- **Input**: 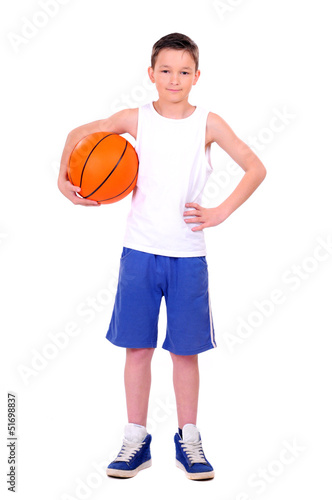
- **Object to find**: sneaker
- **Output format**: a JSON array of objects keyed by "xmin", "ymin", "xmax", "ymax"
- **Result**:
[
  {"xmin": 106, "ymin": 424, "xmax": 152, "ymax": 478},
  {"xmin": 174, "ymin": 424, "xmax": 214, "ymax": 480}
]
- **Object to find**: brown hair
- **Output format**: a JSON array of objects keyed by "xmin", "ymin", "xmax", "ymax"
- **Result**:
[{"xmin": 151, "ymin": 33, "xmax": 199, "ymax": 71}]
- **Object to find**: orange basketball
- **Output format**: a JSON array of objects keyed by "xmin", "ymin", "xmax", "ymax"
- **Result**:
[{"xmin": 68, "ymin": 132, "xmax": 139, "ymax": 204}]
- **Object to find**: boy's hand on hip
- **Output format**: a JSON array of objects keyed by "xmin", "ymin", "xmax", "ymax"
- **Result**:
[{"xmin": 183, "ymin": 203, "xmax": 228, "ymax": 231}]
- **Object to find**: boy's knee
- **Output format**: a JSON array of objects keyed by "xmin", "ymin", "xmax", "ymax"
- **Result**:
[
  {"xmin": 126, "ymin": 347, "xmax": 155, "ymax": 362},
  {"xmin": 170, "ymin": 352, "xmax": 198, "ymax": 363}
]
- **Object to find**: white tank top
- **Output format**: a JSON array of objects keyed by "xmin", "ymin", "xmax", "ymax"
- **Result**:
[{"xmin": 123, "ymin": 101, "xmax": 213, "ymax": 257}]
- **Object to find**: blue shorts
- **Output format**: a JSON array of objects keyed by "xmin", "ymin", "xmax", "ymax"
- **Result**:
[{"xmin": 106, "ymin": 247, "xmax": 217, "ymax": 355}]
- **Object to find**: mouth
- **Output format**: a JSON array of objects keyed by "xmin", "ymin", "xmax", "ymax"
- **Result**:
[{"xmin": 167, "ymin": 89, "xmax": 181, "ymax": 92}]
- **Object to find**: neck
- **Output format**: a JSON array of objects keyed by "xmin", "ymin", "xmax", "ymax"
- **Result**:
[{"xmin": 153, "ymin": 99, "xmax": 196, "ymax": 119}]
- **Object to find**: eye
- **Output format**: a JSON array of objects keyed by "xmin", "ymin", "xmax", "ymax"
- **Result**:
[
  {"xmin": 162, "ymin": 70, "xmax": 169, "ymax": 73},
  {"xmin": 181, "ymin": 72, "xmax": 189, "ymax": 75}
]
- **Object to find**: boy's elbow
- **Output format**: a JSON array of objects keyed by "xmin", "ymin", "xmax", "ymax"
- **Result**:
[
  {"xmin": 249, "ymin": 162, "xmax": 266, "ymax": 188},
  {"xmin": 260, "ymin": 164, "xmax": 267, "ymax": 180},
  {"xmin": 246, "ymin": 147, "xmax": 266, "ymax": 182},
  {"xmin": 255, "ymin": 161, "xmax": 267, "ymax": 183},
  {"xmin": 67, "ymin": 127, "xmax": 79, "ymax": 143}
]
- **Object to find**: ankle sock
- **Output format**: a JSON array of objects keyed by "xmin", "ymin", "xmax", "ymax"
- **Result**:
[
  {"xmin": 124, "ymin": 423, "xmax": 148, "ymax": 442},
  {"xmin": 182, "ymin": 423, "xmax": 199, "ymax": 443},
  {"xmin": 178, "ymin": 428, "xmax": 183, "ymax": 438}
]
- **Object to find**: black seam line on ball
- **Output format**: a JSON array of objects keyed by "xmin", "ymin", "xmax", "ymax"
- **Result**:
[
  {"xmin": 83, "ymin": 140, "xmax": 128, "ymax": 199},
  {"xmin": 98, "ymin": 167, "xmax": 138, "ymax": 202},
  {"xmin": 79, "ymin": 133, "xmax": 114, "ymax": 188}
]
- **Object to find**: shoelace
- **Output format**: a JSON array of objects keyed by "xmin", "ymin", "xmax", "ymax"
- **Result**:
[
  {"xmin": 114, "ymin": 438, "xmax": 145, "ymax": 463},
  {"xmin": 180, "ymin": 439, "xmax": 207, "ymax": 464}
]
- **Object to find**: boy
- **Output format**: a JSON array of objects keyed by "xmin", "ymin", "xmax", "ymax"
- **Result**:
[{"xmin": 58, "ymin": 33, "xmax": 266, "ymax": 480}]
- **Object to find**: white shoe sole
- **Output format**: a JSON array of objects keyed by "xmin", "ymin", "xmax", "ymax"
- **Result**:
[
  {"xmin": 106, "ymin": 460, "xmax": 152, "ymax": 477},
  {"xmin": 176, "ymin": 460, "xmax": 215, "ymax": 480},
  {"xmin": 107, "ymin": 459, "xmax": 152, "ymax": 478}
]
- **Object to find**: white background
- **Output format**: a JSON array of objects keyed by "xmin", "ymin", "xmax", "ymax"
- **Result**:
[{"xmin": 1, "ymin": 0, "xmax": 331, "ymax": 499}]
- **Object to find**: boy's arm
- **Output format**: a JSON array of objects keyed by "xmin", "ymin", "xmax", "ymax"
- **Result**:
[
  {"xmin": 58, "ymin": 108, "xmax": 138, "ymax": 205},
  {"xmin": 184, "ymin": 112, "xmax": 267, "ymax": 230}
]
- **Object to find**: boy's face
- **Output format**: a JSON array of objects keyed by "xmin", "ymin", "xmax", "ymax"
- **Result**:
[{"xmin": 148, "ymin": 49, "xmax": 200, "ymax": 103}]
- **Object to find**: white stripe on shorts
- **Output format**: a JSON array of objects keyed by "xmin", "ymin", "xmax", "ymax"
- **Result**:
[{"xmin": 208, "ymin": 287, "xmax": 217, "ymax": 348}]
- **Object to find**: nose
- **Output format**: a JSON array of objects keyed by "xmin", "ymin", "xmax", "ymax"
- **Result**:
[{"xmin": 170, "ymin": 72, "xmax": 180, "ymax": 85}]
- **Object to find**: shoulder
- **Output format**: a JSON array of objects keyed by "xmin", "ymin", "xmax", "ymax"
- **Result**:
[
  {"xmin": 104, "ymin": 107, "xmax": 139, "ymax": 139},
  {"xmin": 115, "ymin": 107, "xmax": 139, "ymax": 126},
  {"xmin": 206, "ymin": 111, "xmax": 229, "ymax": 134},
  {"xmin": 205, "ymin": 111, "xmax": 239, "ymax": 147}
]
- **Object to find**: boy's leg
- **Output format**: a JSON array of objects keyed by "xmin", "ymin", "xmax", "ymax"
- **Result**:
[
  {"xmin": 124, "ymin": 347, "xmax": 155, "ymax": 427},
  {"xmin": 170, "ymin": 352, "xmax": 199, "ymax": 428},
  {"xmin": 170, "ymin": 352, "xmax": 214, "ymax": 480},
  {"xmin": 106, "ymin": 347, "xmax": 154, "ymax": 478}
]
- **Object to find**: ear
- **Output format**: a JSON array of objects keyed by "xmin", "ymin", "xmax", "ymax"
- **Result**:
[
  {"xmin": 193, "ymin": 69, "xmax": 201, "ymax": 86},
  {"xmin": 148, "ymin": 66, "xmax": 155, "ymax": 83}
]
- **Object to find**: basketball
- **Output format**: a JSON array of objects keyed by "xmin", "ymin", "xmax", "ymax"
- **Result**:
[{"xmin": 67, "ymin": 132, "xmax": 139, "ymax": 204}]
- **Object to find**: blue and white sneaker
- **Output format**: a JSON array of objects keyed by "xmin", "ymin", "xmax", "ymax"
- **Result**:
[
  {"xmin": 174, "ymin": 424, "xmax": 214, "ymax": 480},
  {"xmin": 107, "ymin": 424, "xmax": 152, "ymax": 478}
]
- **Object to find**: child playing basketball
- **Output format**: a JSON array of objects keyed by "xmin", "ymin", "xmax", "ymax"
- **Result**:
[{"xmin": 58, "ymin": 33, "xmax": 266, "ymax": 480}]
